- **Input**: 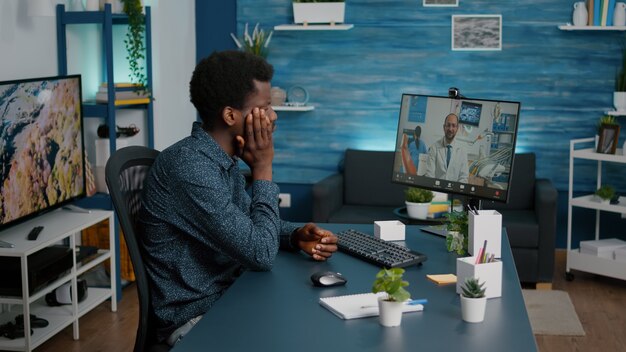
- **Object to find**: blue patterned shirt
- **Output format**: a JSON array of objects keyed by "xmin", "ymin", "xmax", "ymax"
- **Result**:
[{"xmin": 138, "ymin": 122, "xmax": 299, "ymax": 341}]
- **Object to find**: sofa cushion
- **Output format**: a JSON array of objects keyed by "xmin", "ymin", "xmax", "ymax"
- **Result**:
[
  {"xmin": 327, "ymin": 205, "xmax": 400, "ymax": 224},
  {"xmin": 343, "ymin": 149, "xmax": 406, "ymax": 207},
  {"xmin": 499, "ymin": 210, "xmax": 539, "ymax": 248}
]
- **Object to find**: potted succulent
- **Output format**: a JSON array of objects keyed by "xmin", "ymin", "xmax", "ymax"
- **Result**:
[
  {"xmin": 372, "ymin": 268, "xmax": 411, "ymax": 327},
  {"xmin": 230, "ymin": 23, "xmax": 274, "ymax": 59},
  {"xmin": 615, "ymin": 43, "xmax": 626, "ymax": 111},
  {"xmin": 460, "ymin": 277, "xmax": 487, "ymax": 323},
  {"xmin": 292, "ymin": 0, "xmax": 346, "ymax": 25},
  {"xmin": 405, "ymin": 187, "xmax": 434, "ymax": 219},
  {"xmin": 594, "ymin": 185, "xmax": 616, "ymax": 203},
  {"xmin": 445, "ymin": 211, "xmax": 468, "ymax": 256}
]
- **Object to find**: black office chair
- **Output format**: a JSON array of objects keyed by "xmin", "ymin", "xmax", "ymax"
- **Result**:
[{"xmin": 105, "ymin": 146, "xmax": 169, "ymax": 352}]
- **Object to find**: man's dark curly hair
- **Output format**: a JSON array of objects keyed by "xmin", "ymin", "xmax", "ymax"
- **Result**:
[{"xmin": 190, "ymin": 50, "xmax": 274, "ymax": 130}]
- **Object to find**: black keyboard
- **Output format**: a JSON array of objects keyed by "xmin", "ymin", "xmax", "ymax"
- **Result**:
[{"xmin": 336, "ymin": 229, "xmax": 427, "ymax": 268}]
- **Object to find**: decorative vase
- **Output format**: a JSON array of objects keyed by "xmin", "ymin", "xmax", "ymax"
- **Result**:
[
  {"xmin": 378, "ymin": 298, "xmax": 404, "ymax": 327},
  {"xmin": 613, "ymin": 92, "xmax": 626, "ymax": 111},
  {"xmin": 270, "ymin": 87, "xmax": 287, "ymax": 106},
  {"xmin": 460, "ymin": 295, "xmax": 487, "ymax": 323},
  {"xmin": 292, "ymin": 2, "xmax": 346, "ymax": 25},
  {"xmin": 405, "ymin": 201, "xmax": 429, "ymax": 219},
  {"xmin": 615, "ymin": 2, "xmax": 626, "ymax": 26},
  {"xmin": 572, "ymin": 2, "xmax": 588, "ymax": 26}
]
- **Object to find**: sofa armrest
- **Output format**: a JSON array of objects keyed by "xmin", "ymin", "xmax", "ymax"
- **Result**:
[
  {"xmin": 312, "ymin": 173, "xmax": 344, "ymax": 223},
  {"xmin": 534, "ymin": 178, "xmax": 558, "ymax": 282}
]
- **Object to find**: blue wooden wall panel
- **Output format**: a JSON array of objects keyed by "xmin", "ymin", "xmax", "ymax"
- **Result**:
[{"xmin": 237, "ymin": 0, "xmax": 626, "ymax": 191}]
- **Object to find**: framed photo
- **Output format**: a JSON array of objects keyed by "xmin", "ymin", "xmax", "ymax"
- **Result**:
[
  {"xmin": 597, "ymin": 125, "xmax": 620, "ymax": 154},
  {"xmin": 452, "ymin": 15, "xmax": 502, "ymax": 51},
  {"xmin": 424, "ymin": 0, "xmax": 459, "ymax": 7}
]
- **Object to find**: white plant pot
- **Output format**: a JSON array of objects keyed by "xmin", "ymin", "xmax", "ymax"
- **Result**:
[
  {"xmin": 405, "ymin": 201, "xmax": 430, "ymax": 219},
  {"xmin": 378, "ymin": 298, "xmax": 404, "ymax": 327},
  {"xmin": 460, "ymin": 295, "xmax": 487, "ymax": 323},
  {"xmin": 292, "ymin": 2, "xmax": 346, "ymax": 24},
  {"xmin": 614, "ymin": 91, "xmax": 626, "ymax": 112},
  {"xmin": 593, "ymin": 194, "xmax": 610, "ymax": 204}
]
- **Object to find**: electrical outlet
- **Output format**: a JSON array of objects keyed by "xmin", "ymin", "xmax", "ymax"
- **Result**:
[{"xmin": 279, "ymin": 193, "xmax": 291, "ymax": 208}]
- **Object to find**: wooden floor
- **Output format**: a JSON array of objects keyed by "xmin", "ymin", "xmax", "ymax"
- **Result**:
[{"xmin": 38, "ymin": 250, "xmax": 626, "ymax": 352}]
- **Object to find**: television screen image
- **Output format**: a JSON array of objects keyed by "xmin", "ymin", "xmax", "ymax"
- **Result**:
[
  {"xmin": 392, "ymin": 94, "xmax": 520, "ymax": 204},
  {"xmin": 0, "ymin": 75, "xmax": 85, "ymax": 230}
]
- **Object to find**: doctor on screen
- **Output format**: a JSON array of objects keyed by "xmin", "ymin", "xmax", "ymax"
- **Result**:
[{"xmin": 424, "ymin": 113, "xmax": 469, "ymax": 183}]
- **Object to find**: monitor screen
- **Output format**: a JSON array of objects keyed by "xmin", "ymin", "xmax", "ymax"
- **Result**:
[
  {"xmin": 391, "ymin": 93, "xmax": 521, "ymax": 203},
  {"xmin": 0, "ymin": 75, "xmax": 85, "ymax": 230}
]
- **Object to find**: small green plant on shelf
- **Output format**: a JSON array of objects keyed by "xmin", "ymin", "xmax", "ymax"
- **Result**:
[
  {"xmin": 596, "ymin": 115, "xmax": 619, "ymax": 134},
  {"xmin": 595, "ymin": 185, "xmax": 616, "ymax": 201},
  {"xmin": 445, "ymin": 211, "xmax": 468, "ymax": 256},
  {"xmin": 293, "ymin": 0, "xmax": 345, "ymax": 3},
  {"xmin": 230, "ymin": 23, "xmax": 273, "ymax": 59},
  {"xmin": 405, "ymin": 187, "xmax": 434, "ymax": 203},
  {"xmin": 372, "ymin": 268, "xmax": 411, "ymax": 302},
  {"xmin": 461, "ymin": 277, "xmax": 486, "ymax": 299},
  {"xmin": 121, "ymin": 0, "xmax": 149, "ymax": 96}
]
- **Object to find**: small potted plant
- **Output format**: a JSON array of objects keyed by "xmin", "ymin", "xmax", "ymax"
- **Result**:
[
  {"xmin": 594, "ymin": 185, "xmax": 616, "ymax": 203},
  {"xmin": 292, "ymin": 0, "xmax": 346, "ymax": 25},
  {"xmin": 460, "ymin": 277, "xmax": 487, "ymax": 323},
  {"xmin": 445, "ymin": 211, "xmax": 468, "ymax": 256},
  {"xmin": 405, "ymin": 187, "xmax": 434, "ymax": 219},
  {"xmin": 372, "ymin": 268, "xmax": 411, "ymax": 327},
  {"xmin": 230, "ymin": 23, "xmax": 274, "ymax": 59}
]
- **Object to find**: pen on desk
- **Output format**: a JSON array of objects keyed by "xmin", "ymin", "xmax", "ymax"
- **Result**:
[
  {"xmin": 360, "ymin": 299, "xmax": 428, "ymax": 309},
  {"xmin": 0, "ymin": 240, "xmax": 15, "ymax": 248}
]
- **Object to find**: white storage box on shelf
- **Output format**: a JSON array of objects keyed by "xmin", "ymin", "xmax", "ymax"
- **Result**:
[
  {"xmin": 579, "ymin": 238, "xmax": 626, "ymax": 259},
  {"xmin": 614, "ymin": 247, "xmax": 626, "ymax": 262}
]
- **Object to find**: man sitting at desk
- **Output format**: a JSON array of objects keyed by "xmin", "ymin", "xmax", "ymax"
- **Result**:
[{"xmin": 138, "ymin": 51, "xmax": 338, "ymax": 347}]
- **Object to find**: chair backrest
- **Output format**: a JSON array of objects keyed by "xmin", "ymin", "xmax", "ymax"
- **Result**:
[
  {"xmin": 342, "ymin": 149, "xmax": 407, "ymax": 206},
  {"xmin": 490, "ymin": 153, "xmax": 536, "ymax": 210},
  {"xmin": 105, "ymin": 145, "xmax": 160, "ymax": 352}
]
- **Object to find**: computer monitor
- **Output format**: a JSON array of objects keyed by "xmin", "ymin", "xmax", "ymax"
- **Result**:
[
  {"xmin": 0, "ymin": 75, "xmax": 86, "ymax": 231},
  {"xmin": 391, "ymin": 93, "xmax": 521, "ymax": 204}
]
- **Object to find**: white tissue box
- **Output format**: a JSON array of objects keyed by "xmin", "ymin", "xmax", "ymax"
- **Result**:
[{"xmin": 374, "ymin": 220, "xmax": 405, "ymax": 241}]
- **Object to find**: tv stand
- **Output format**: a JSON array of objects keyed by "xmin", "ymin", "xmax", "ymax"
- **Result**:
[
  {"xmin": 62, "ymin": 204, "xmax": 92, "ymax": 214},
  {"xmin": 0, "ymin": 209, "xmax": 116, "ymax": 351}
]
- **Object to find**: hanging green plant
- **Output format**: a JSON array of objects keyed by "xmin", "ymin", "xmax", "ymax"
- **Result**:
[{"xmin": 121, "ymin": 0, "xmax": 149, "ymax": 96}]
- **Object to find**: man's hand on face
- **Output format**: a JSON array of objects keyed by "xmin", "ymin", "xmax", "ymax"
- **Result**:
[{"xmin": 237, "ymin": 107, "xmax": 274, "ymax": 181}]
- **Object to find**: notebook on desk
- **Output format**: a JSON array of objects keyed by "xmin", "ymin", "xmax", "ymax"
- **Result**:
[{"xmin": 319, "ymin": 292, "xmax": 423, "ymax": 320}]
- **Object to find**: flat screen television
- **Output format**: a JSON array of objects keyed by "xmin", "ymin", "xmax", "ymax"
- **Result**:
[
  {"xmin": 391, "ymin": 93, "xmax": 521, "ymax": 204},
  {"xmin": 0, "ymin": 75, "xmax": 85, "ymax": 231}
]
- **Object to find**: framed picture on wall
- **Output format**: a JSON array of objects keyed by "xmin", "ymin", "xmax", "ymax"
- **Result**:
[
  {"xmin": 424, "ymin": 0, "xmax": 459, "ymax": 7},
  {"xmin": 597, "ymin": 125, "xmax": 620, "ymax": 154},
  {"xmin": 452, "ymin": 15, "xmax": 502, "ymax": 51}
]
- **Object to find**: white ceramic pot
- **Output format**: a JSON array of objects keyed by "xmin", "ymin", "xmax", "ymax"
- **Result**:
[
  {"xmin": 378, "ymin": 298, "xmax": 404, "ymax": 327},
  {"xmin": 614, "ymin": 92, "xmax": 626, "ymax": 111},
  {"xmin": 460, "ymin": 295, "xmax": 487, "ymax": 323},
  {"xmin": 406, "ymin": 201, "xmax": 429, "ymax": 219},
  {"xmin": 292, "ymin": 2, "xmax": 346, "ymax": 24},
  {"xmin": 572, "ymin": 2, "xmax": 588, "ymax": 26},
  {"xmin": 614, "ymin": 2, "xmax": 626, "ymax": 26}
]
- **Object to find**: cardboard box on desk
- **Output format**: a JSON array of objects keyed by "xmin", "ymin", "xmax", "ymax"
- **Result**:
[
  {"xmin": 456, "ymin": 257, "xmax": 502, "ymax": 299},
  {"xmin": 468, "ymin": 210, "xmax": 502, "ymax": 258}
]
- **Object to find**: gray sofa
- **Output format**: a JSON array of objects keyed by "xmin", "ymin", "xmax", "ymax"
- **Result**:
[{"xmin": 313, "ymin": 150, "xmax": 557, "ymax": 286}]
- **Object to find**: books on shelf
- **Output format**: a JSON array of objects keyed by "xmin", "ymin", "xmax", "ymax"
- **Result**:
[
  {"xmin": 579, "ymin": 238, "xmax": 626, "ymax": 259},
  {"xmin": 96, "ymin": 82, "xmax": 150, "ymax": 104}
]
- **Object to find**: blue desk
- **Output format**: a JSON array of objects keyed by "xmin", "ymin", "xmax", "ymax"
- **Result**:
[{"xmin": 174, "ymin": 224, "xmax": 536, "ymax": 352}]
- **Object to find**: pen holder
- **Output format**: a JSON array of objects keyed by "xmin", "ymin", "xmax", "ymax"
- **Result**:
[
  {"xmin": 468, "ymin": 210, "xmax": 502, "ymax": 258},
  {"xmin": 456, "ymin": 257, "xmax": 502, "ymax": 299}
]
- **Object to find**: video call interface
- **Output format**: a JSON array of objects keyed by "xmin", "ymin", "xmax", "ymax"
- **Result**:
[{"xmin": 392, "ymin": 94, "xmax": 521, "ymax": 203}]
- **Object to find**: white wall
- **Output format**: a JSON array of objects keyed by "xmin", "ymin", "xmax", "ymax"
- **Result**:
[{"xmin": 0, "ymin": 0, "xmax": 196, "ymax": 152}]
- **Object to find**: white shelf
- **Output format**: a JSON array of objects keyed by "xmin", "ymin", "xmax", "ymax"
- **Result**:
[
  {"xmin": 571, "ymin": 195, "xmax": 626, "ymax": 214},
  {"xmin": 572, "ymin": 147, "xmax": 626, "ymax": 162},
  {"xmin": 0, "ymin": 209, "xmax": 115, "ymax": 351},
  {"xmin": 605, "ymin": 110, "xmax": 626, "ymax": 116},
  {"xmin": 272, "ymin": 105, "xmax": 315, "ymax": 111},
  {"xmin": 558, "ymin": 24, "xmax": 626, "ymax": 31},
  {"xmin": 274, "ymin": 24, "xmax": 354, "ymax": 31},
  {"xmin": 567, "ymin": 250, "xmax": 626, "ymax": 280}
]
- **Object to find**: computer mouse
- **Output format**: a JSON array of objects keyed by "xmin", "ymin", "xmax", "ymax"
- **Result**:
[{"xmin": 310, "ymin": 271, "xmax": 347, "ymax": 287}]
